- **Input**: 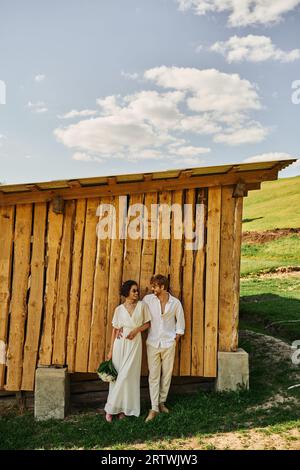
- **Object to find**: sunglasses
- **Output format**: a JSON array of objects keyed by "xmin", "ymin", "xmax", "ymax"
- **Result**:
[{"xmin": 131, "ymin": 288, "xmax": 139, "ymax": 293}]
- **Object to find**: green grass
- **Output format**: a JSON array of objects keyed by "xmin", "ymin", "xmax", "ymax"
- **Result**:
[
  {"xmin": 242, "ymin": 175, "xmax": 300, "ymax": 231},
  {"xmin": 1, "ymin": 329, "xmax": 299, "ymax": 450},
  {"xmin": 241, "ymin": 235, "xmax": 300, "ymax": 277},
  {"xmin": 240, "ymin": 276, "xmax": 300, "ymax": 342}
]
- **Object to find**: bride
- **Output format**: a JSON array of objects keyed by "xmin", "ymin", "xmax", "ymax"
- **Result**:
[{"xmin": 104, "ymin": 280, "xmax": 151, "ymax": 421}]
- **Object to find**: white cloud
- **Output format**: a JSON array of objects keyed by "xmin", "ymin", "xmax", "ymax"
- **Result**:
[
  {"xmin": 121, "ymin": 70, "xmax": 139, "ymax": 80},
  {"xmin": 35, "ymin": 107, "xmax": 48, "ymax": 113},
  {"xmin": 0, "ymin": 134, "xmax": 6, "ymax": 147},
  {"xmin": 72, "ymin": 152, "xmax": 93, "ymax": 161},
  {"xmin": 171, "ymin": 156, "xmax": 206, "ymax": 166},
  {"xmin": 54, "ymin": 66, "xmax": 268, "ymax": 160},
  {"xmin": 214, "ymin": 123, "xmax": 269, "ymax": 145},
  {"xmin": 35, "ymin": 74, "xmax": 45, "ymax": 82},
  {"xmin": 144, "ymin": 66, "xmax": 267, "ymax": 144},
  {"xmin": 55, "ymin": 115, "xmax": 173, "ymax": 156},
  {"xmin": 27, "ymin": 101, "xmax": 48, "ymax": 113},
  {"xmin": 58, "ymin": 109, "xmax": 98, "ymax": 119},
  {"xmin": 211, "ymin": 35, "xmax": 300, "ymax": 63},
  {"xmin": 72, "ymin": 152, "xmax": 104, "ymax": 163},
  {"xmin": 97, "ymin": 90, "xmax": 185, "ymax": 129},
  {"xmin": 176, "ymin": 0, "xmax": 300, "ymax": 27},
  {"xmin": 179, "ymin": 115, "xmax": 222, "ymax": 134},
  {"xmin": 243, "ymin": 152, "xmax": 296, "ymax": 162},
  {"xmin": 167, "ymin": 144, "xmax": 211, "ymax": 156},
  {"xmin": 144, "ymin": 66, "xmax": 261, "ymax": 114}
]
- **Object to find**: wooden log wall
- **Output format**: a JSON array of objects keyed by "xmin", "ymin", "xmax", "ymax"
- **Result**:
[{"xmin": 0, "ymin": 185, "xmax": 243, "ymax": 391}]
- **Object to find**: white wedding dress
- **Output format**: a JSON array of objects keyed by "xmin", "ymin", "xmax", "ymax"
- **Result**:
[{"xmin": 104, "ymin": 301, "xmax": 151, "ymax": 417}]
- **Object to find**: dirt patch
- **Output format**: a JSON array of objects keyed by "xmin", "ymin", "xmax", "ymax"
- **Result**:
[
  {"xmin": 240, "ymin": 329, "xmax": 296, "ymax": 364},
  {"xmin": 241, "ymin": 266, "xmax": 300, "ymax": 279},
  {"xmin": 242, "ymin": 228, "xmax": 300, "ymax": 244},
  {"xmin": 121, "ymin": 428, "xmax": 300, "ymax": 450},
  {"xmin": 240, "ymin": 330, "xmax": 300, "ymax": 412},
  {"xmin": 195, "ymin": 428, "xmax": 300, "ymax": 450}
]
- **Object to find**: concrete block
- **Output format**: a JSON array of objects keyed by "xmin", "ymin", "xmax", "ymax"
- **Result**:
[
  {"xmin": 215, "ymin": 348, "xmax": 249, "ymax": 392},
  {"xmin": 34, "ymin": 367, "xmax": 70, "ymax": 421}
]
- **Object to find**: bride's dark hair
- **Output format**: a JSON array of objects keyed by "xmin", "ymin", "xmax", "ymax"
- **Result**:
[{"xmin": 120, "ymin": 280, "xmax": 138, "ymax": 298}]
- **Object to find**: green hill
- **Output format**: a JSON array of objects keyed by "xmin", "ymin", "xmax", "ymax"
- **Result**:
[{"xmin": 242, "ymin": 175, "xmax": 300, "ymax": 231}]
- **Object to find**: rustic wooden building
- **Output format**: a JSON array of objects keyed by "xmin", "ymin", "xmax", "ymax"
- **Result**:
[{"xmin": 0, "ymin": 159, "xmax": 296, "ymax": 393}]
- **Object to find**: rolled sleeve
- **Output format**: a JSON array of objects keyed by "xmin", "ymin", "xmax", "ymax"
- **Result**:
[
  {"xmin": 175, "ymin": 302, "xmax": 185, "ymax": 335},
  {"xmin": 142, "ymin": 302, "xmax": 152, "ymax": 324}
]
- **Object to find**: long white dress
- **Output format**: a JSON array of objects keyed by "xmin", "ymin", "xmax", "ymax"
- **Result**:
[{"xmin": 104, "ymin": 301, "xmax": 151, "ymax": 417}]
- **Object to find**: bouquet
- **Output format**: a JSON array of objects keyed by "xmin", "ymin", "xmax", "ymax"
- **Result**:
[{"xmin": 97, "ymin": 359, "xmax": 118, "ymax": 383}]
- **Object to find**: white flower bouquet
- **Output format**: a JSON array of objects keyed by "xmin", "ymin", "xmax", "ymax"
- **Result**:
[{"xmin": 97, "ymin": 359, "xmax": 118, "ymax": 383}]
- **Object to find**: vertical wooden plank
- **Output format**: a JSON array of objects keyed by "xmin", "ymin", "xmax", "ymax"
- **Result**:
[
  {"xmin": 39, "ymin": 204, "xmax": 64, "ymax": 365},
  {"xmin": 0, "ymin": 206, "xmax": 15, "ymax": 389},
  {"xmin": 169, "ymin": 190, "xmax": 183, "ymax": 376},
  {"xmin": 88, "ymin": 196, "xmax": 113, "ymax": 372},
  {"xmin": 105, "ymin": 196, "xmax": 126, "ymax": 357},
  {"xmin": 21, "ymin": 203, "xmax": 47, "ymax": 390},
  {"xmin": 219, "ymin": 187, "xmax": 243, "ymax": 352},
  {"xmin": 67, "ymin": 199, "xmax": 86, "ymax": 373},
  {"xmin": 204, "ymin": 186, "xmax": 221, "ymax": 377},
  {"xmin": 5, "ymin": 204, "xmax": 32, "ymax": 391},
  {"xmin": 75, "ymin": 198, "xmax": 99, "ymax": 372},
  {"xmin": 122, "ymin": 194, "xmax": 144, "ymax": 283},
  {"xmin": 191, "ymin": 189, "xmax": 206, "ymax": 376},
  {"xmin": 52, "ymin": 200, "xmax": 75, "ymax": 365},
  {"xmin": 180, "ymin": 189, "xmax": 195, "ymax": 376},
  {"xmin": 155, "ymin": 191, "xmax": 172, "ymax": 276},
  {"xmin": 139, "ymin": 192, "xmax": 158, "ymax": 375},
  {"xmin": 139, "ymin": 192, "xmax": 157, "ymax": 299}
]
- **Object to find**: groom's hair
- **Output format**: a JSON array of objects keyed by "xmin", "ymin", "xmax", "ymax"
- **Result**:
[{"xmin": 150, "ymin": 274, "xmax": 169, "ymax": 291}]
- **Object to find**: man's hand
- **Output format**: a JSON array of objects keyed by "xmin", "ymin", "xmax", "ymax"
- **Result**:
[
  {"xmin": 126, "ymin": 328, "xmax": 139, "ymax": 340},
  {"xmin": 175, "ymin": 334, "xmax": 181, "ymax": 344}
]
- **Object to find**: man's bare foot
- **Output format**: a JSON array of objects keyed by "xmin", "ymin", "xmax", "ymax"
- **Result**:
[{"xmin": 145, "ymin": 410, "xmax": 159, "ymax": 422}]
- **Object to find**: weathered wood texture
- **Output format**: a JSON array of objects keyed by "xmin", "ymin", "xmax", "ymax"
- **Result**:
[
  {"xmin": 219, "ymin": 187, "xmax": 243, "ymax": 352},
  {"xmin": 0, "ymin": 182, "xmax": 244, "ymax": 391}
]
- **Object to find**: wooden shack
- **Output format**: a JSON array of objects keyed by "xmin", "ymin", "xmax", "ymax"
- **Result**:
[{"xmin": 0, "ymin": 159, "xmax": 296, "ymax": 393}]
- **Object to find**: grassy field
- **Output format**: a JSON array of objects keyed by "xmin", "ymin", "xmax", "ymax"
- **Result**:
[
  {"xmin": 242, "ymin": 175, "xmax": 300, "ymax": 231},
  {"xmin": 241, "ymin": 235, "xmax": 300, "ymax": 277}
]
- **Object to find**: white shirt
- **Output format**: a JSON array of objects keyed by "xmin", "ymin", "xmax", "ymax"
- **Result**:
[{"xmin": 143, "ymin": 293, "xmax": 185, "ymax": 349}]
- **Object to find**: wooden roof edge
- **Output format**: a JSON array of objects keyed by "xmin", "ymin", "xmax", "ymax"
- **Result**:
[{"xmin": 0, "ymin": 159, "xmax": 297, "ymax": 199}]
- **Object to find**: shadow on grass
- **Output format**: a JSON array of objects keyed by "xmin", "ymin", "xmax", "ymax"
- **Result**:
[
  {"xmin": 1, "ymin": 332, "xmax": 299, "ymax": 450},
  {"xmin": 240, "ymin": 293, "xmax": 300, "ymax": 342},
  {"xmin": 242, "ymin": 217, "xmax": 264, "ymax": 224}
]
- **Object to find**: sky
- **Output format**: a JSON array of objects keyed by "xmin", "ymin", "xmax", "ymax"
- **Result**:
[{"xmin": 0, "ymin": 0, "xmax": 300, "ymax": 185}]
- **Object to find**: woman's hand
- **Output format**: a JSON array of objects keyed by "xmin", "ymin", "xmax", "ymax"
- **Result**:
[
  {"xmin": 175, "ymin": 334, "xmax": 181, "ymax": 344},
  {"xmin": 116, "ymin": 327, "xmax": 123, "ymax": 339},
  {"xmin": 107, "ymin": 350, "xmax": 112, "ymax": 360},
  {"xmin": 126, "ymin": 328, "xmax": 139, "ymax": 340}
]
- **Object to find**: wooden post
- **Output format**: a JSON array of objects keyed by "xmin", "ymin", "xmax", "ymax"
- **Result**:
[{"xmin": 219, "ymin": 186, "xmax": 243, "ymax": 352}]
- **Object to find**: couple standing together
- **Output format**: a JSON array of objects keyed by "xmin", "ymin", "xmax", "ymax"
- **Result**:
[{"xmin": 104, "ymin": 274, "xmax": 185, "ymax": 422}]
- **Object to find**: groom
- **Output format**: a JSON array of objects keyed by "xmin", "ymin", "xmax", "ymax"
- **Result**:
[{"xmin": 143, "ymin": 274, "xmax": 185, "ymax": 422}]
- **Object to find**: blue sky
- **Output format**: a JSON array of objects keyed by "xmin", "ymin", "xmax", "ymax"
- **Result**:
[{"xmin": 0, "ymin": 0, "xmax": 300, "ymax": 184}]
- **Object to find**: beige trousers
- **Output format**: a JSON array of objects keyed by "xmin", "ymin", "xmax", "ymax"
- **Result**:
[{"xmin": 147, "ymin": 342, "xmax": 176, "ymax": 412}]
